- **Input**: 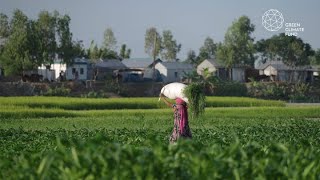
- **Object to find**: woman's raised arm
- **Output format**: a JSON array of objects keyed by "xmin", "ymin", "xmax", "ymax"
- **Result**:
[{"xmin": 160, "ymin": 94, "xmax": 173, "ymax": 108}]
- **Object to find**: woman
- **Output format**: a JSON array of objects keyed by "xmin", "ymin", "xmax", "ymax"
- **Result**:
[{"xmin": 160, "ymin": 94, "xmax": 192, "ymax": 143}]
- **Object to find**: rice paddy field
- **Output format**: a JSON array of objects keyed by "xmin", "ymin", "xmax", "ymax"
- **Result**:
[{"xmin": 1, "ymin": 96, "xmax": 320, "ymax": 179}]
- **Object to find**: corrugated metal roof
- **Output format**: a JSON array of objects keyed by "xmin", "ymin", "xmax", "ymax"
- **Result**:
[
  {"xmin": 95, "ymin": 59, "xmax": 126, "ymax": 69},
  {"xmin": 159, "ymin": 62, "xmax": 193, "ymax": 69},
  {"xmin": 256, "ymin": 61, "xmax": 311, "ymax": 70},
  {"xmin": 122, "ymin": 58, "xmax": 161, "ymax": 68},
  {"xmin": 205, "ymin": 59, "xmax": 225, "ymax": 68}
]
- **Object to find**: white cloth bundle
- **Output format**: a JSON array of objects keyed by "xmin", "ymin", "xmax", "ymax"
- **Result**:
[{"xmin": 159, "ymin": 82, "xmax": 189, "ymax": 103}]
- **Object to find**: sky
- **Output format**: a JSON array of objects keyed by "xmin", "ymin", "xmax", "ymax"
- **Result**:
[{"xmin": 1, "ymin": 0, "xmax": 320, "ymax": 60}]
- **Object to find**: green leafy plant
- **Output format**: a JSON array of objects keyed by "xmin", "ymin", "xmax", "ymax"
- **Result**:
[{"xmin": 183, "ymin": 83, "xmax": 206, "ymax": 118}]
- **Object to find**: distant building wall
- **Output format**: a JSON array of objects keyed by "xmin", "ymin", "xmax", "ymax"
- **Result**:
[
  {"xmin": 197, "ymin": 60, "xmax": 216, "ymax": 75},
  {"xmin": 156, "ymin": 63, "xmax": 193, "ymax": 83},
  {"xmin": 232, "ymin": 68, "xmax": 245, "ymax": 82},
  {"xmin": 66, "ymin": 64, "xmax": 88, "ymax": 80}
]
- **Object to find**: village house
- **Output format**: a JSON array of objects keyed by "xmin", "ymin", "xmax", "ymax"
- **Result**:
[
  {"xmin": 155, "ymin": 61, "xmax": 193, "ymax": 83},
  {"xmin": 121, "ymin": 58, "xmax": 162, "ymax": 82},
  {"xmin": 197, "ymin": 59, "xmax": 246, "ymax": 82},
  {"xmin": 310, "ymin": 65, "xmax": 320, "ymax": 81},
  {"xmin": 256, "ymin": 61, "xmax": 314, "ymax": 82},
  {"xmin": 94, "ymin": 59, "xmax": 126, "ymax": 80},
  {"xmin": 65, "ymin": 58, "xmax": 89, "ymax": 81},
  {"xmin": 38, "ymin": 59, "xmax": 66, "ymax": 81}
]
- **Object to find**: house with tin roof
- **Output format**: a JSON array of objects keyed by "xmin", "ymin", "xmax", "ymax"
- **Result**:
[
  {"xmin": 65, "ymin": 58, "xmax": 90, "ymax": 80},
  {"xmin": 155, "ymin": 61, "xmax": 194, "ymax": 83},
  {"xmin": 94, "ymin": 59, "xmax": 126, "ymax": 80},
  {"xmin": 122, "ymin": 58, "xmax": 162, "ymax": 70},
  {"xmin": 118, "ymin": 58, "xmax": 162, "ymax": 82},
  {"xmin": 197, "ymin": 59, "xmax": 247, "ymax": 82},
  {"xmin": 256, "ymin": 60, "xmax": 313, "ymax": 82}
]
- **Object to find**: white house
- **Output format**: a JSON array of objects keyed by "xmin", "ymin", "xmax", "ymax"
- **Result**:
[
  {"xmin": 38, "ymin": 59, "xmax": 66, "ymax": 81},
  {"xmin": 155, "ymin": 62, "xmax": 193, "ymax": 83},
  {"xmin": 66, "ymin": 58, "xmax": 89, "ymax": 80},
  {"xmin": 197, "ymin": 59, "xmax": 223, "ymax": 75},
  {"xmin": 197, "ymin": 59, "xmax": 246, "ymax": 82}
]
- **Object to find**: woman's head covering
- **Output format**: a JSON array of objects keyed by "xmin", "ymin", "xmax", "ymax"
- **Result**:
[{"xmin": 175, "ymin": 98, "xmax": 186, "ymax": 105}]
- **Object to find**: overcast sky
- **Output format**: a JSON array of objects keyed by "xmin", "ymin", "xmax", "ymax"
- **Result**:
[{"xmin": 1, "ymin": 0, "xmax": 319, "ymax": 59}]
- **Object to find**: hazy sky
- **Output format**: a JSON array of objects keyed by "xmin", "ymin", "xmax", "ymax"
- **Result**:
[{"xmin": 1, "ymin": 0, "xmax": 319, "ymax": 59}]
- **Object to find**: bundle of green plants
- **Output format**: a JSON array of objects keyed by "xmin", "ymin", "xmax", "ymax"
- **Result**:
[{"xmin": 183, "ymin": 83, "xmax": 206, "ymax": 118}]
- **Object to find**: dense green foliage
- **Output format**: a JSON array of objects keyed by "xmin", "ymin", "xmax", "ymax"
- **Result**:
[
  {"xmin": 217, "ymin": 15, "xmax": 255, "ymax": 76},
  {"xmin": 0, "ymin": 10, "xmax": 80, "ymax": 75},
  {"xmin": 0, "ymin": 97, "xmax": 319, "ymax": 179},
  {"xmin": 1, "ymin": 125, "xmax": 320, "ymax": 179},
  {"xmin": 183, "ymin": 83, "xmax": 206, "ymax": 118},
  {"xmin": 255, "ymin": 33, "xmax": 314, "ymax": 68}
]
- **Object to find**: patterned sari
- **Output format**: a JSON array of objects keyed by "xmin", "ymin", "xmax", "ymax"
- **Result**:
[{"xmin": 169, "ymin": 98, "xmax": 192, "ymax": 143}]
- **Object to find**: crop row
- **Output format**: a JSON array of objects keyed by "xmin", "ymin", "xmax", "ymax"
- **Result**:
[
  {"xmin": 0, "ymin": 96, "xmax": 285, "ymax": 110},
  {"xmin": 1, "ymin": 128, "xmax": 320, "ymax": 179},
  {"xmin": 0, "ymin": 106, "xmax": 319, "ymax": 121}
]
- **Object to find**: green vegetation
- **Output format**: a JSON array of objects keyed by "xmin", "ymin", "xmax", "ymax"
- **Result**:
[
  {"xmin": 0, "ymin": 96, "xmax": 319, "ymax": 179},
  {"xmin": 183, "ymin": 83, "xmax": 206, "ymax": 118},
  {"xmin": 0, "ymin": 96, "xmax": 285, "ymax": 110}
]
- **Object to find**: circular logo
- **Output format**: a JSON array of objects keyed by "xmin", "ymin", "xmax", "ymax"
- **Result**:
[{"xmin": 262, "ymin": 9, "xmax": 284, "ymax": 31}]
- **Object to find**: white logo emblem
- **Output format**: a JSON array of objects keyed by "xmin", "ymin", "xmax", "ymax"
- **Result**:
[{"xmin": 262, "ymin": 9, "xmax": 284, "ymax": 31}]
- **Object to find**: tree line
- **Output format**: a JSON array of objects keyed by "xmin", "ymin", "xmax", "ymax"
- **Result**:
[
  {"xmin": 0, "ymin": 10, "xmax": 81, "ymax": 76},
  {"xmin": 0, "ymin": 9, "xmax": 319, "ymax": 77},
  {"xmin": 144, "ymin": 16, "xmax": 320, "ymax": 75}
]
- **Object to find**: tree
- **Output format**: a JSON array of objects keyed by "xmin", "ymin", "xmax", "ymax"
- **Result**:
[
  {"xmin": 161, "ymin": 30, "xmax": 181, "ymax": 61},
  {"xmin": 0, "ymin": 10, "xmax": 82, "ymax": 76},
  {"xmin": 256, "ymin": 33, "xmax": 314, "ymax": 67},
  {"xmin": 185, "ymin": 50, "xmax": 197, "ymax": 65},
  {"xmin": 145, "ymin": 27, "xmax": 161, "ymax": 82},
  {"xmin": 198, "ymin": 37, "xmax": 216, "ymax": 61},
  {"xmin": 217, "ymin": 16, "xmax": 255, "ymax": 80},
  {"xmin": 255, "ymin": 33, "xmax": 314, "ymax": 82},
  {"xmin": 0, "ymin": 9, "xmax": 34, "ymax": 76},
  {"xmin": 35, "ymin": 11, "xmax": 57, "ymax": 66},
  {"xmin": 100, "ymin": 48, "xmax": 118, "ymax": 59},
  {"xmin": 88, "ymin": 40, "xmax": 100, "ymax": 61},
  {"xmin": 275, "ymin": 33, "xmax": 312, "ymax": 67},
  {"xmin": 0, "ymin": 13, "xmax": 10, "ymax": 55},
  {"xmin": 103, "ymin": 28, "xmax": 117, "ymax": 51},
  {"xmin": 145, "ymin": 27, "xmax": 161, "ymax": 59},
  {"xmin": 310, "ymin": 49, "xmax": 320, "ymax": 65},
  {"xmin": 72, "ymin": 40, "xmax": 86, "ymax": 58},
  {"xmin": 125, "ymin": 48, "xmax": 131, "ymax": 59},
  {"xmin": 119, "ymin": 44, "xmax": 126, "ymax": 59},
  {"xmin": 119, "ymin": 44, "xmax": 131, "ymax": 59},
  {"xmin": 56, "ymin": 14, "xmax": 75, "ymax": 65},
  {"xmin": 0, "ymin": 13, "xmax": 10, "ymax": 40}
]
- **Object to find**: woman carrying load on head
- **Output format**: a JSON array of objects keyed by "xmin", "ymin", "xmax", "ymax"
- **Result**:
[{"xmin": 160, "ymin": 94, "xmax": 192, "ymax": 143}]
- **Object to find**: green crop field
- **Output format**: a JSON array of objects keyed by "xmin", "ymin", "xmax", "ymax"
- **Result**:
[{"xmin": 0, "ymin": 96, "xmax": 320, "ymax": 179}]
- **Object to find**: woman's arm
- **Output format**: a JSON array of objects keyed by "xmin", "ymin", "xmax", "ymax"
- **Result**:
[{"xmin": 160, "ymin": 94, "xmax": 173, "ymax": 108}]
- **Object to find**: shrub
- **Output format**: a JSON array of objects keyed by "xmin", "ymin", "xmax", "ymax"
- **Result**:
[
  {"xmin": 248, "ymin": 81, "xmax": 312, "ymax": 101},
  {"xmin": 212, "ymin": 81, "xmax": 248, "ymax": 96},
  {"xmin": 82, "ymin": 90, "xmax": 109, "ymax": 98},
  {"xmin": 43, "ymin": 86, "xmax": 71, "ymax": 97}
]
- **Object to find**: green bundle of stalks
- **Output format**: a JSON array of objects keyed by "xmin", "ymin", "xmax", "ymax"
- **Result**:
[{"xmin": 183, "ymin": 83, "xmax": 206, "ymax": 118}]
